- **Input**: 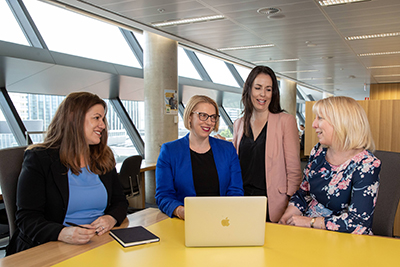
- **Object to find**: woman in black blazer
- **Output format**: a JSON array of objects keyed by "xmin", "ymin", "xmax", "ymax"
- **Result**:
[{"xmin": 6, "ymin": 92, "xmax": 128, "ymax": 255}]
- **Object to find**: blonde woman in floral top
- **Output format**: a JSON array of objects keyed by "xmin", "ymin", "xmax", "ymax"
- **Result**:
[{"xmin": 279, "ymin": 96, "xmax": 381, "ymax": 235}]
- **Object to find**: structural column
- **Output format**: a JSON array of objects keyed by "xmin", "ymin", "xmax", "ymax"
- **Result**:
[
  {"xmin": 280, "ymin": 79, "xmax": 297, "ymax": 117},
  {"xmin": 144, "ymin": 31, "xmax": 178, "ymax": 204}
]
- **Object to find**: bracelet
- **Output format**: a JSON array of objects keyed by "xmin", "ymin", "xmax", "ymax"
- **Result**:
[{"xmin": 310, "ymin": 217, "xmax": 316, "ymax": 228}]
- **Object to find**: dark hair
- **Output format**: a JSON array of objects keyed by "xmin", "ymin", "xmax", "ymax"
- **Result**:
[
  {"xmin": 29, "ymin": 92, "xmax": 115, "ymax": 175},
  {"xmin": 241, "ymin": 66, "xmax": 283, "ymax": 136}
]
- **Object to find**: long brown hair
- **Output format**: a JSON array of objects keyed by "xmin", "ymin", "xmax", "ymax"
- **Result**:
[
  {"xmin": 29, "ymin": 92, "xmax": 115, "ymax": 175},
  {"xmin": 241, "ymin": 66, "xmax": 283, "ymax": 137}
]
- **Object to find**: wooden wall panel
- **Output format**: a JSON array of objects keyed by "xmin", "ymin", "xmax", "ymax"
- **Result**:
[
  {"xmin": 379, "ymin": 101, "xmax": 393, "ymax": 151},
  {"xmin": 304, "ymin": 101, "xmax": 318, "ymax": 155},
  {"xmin": 392, "ymin": 100, "xmax": 400, "ymax": 152},
  {"xmin": 370, "ymin": 83, "xmax": 400, "ymax": 100}
]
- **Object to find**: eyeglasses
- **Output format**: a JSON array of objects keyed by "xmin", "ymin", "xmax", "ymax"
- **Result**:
[{"xmin": 192, "ymin": 111, "xmax": 219, "ymax": 122}]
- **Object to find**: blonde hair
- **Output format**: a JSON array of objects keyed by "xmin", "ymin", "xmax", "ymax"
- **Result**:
[
  {"xmin": 183, "ymin": 95, "xmax": 220, "ymax": 132},
  {"xmin": 313, "ymin": 96, "xmax": 375, "ymax": 152}
]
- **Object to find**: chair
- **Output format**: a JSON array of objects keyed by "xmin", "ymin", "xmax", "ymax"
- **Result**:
[
  {"xmin": 118, "ymin": 155, "xmax": 143, "ymax": 213},
  {"xmin": 0, "ymin": 146, "xmax": 27, "ymax": 239},
  {"xmin": 372, "ymin": 150, "xmax": 400, "ymax": 237}
]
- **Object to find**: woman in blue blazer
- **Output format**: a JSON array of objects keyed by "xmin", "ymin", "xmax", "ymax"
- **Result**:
[{"xmin": 155, "ymin": 95, "xmax": 244, "ymax": 219}]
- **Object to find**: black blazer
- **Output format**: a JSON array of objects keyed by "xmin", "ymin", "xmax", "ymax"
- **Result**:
[{"xmin": 6, "ymin": 148, "xmax": 128, "ymax": 255}]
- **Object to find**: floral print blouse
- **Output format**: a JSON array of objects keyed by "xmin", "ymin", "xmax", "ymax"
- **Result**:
[{"xmin": 290, "ymin": 143, "xmax": 381, "ymax": 235}]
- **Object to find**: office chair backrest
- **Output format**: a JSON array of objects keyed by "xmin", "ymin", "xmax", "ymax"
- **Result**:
[
  {"xmin": 0, "ymin": 146, "xmax": 27, "ymax": 238},
  {"xmin": 372, "ymin": 150, "xmax": 400, "ymax": 237},
  {"xmin": 118, "ymin": 155, "xmax": 143, "ymax": 197}
]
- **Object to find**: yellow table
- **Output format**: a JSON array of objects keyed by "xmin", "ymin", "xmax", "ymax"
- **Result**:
[
  {"xmin": 55, "ymin": 213, "xmax": 400, "ymax": 267},
  {"xmin": 3, "ymin": 208, "xmax": 400, "ymax": 267}
]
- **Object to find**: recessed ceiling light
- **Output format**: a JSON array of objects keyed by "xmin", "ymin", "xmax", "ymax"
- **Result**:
[
  {"xmin": 280, "ymin": 70, "xmax": 319, "ymax": 74},
  {"xmin": 253, "ymin": 58, "xmax": 299, "ymax": 63},
  {"xmin": 305, "ymin": 41, "xmax": 317, "ymax": 47},
  {"xmin": 217, "ymin": 44, "xmax": 274, "ymax": 51},
  {"xmin": 367, "ymin": 65, "xmax": 400, "ymax": 69},
  {"xmin": 374, "ymin": 74, "xmax": 400, "ymax": 77},
  {"xmin": 257, "ymin": 7, "xmax": 281, "ymax": 15},
  {"xmin": 358, "ymin": 51, "xmax": 400, "ymax": 56},
  {"xmin": 152, "ymin": 14, "xmax": 224, "ymax": 27},
  {"xmin": 318, "ymin": 0, "xmax": 371, "ymax": 7},
  {"xmin": 346, "ymin": 32, "xmax": 400, "ymax": 40}
]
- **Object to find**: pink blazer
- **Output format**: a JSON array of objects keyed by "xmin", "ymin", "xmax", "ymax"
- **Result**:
[{"xmin": 232, "ymin": 112, "xmax": 302, "ymax": 222}]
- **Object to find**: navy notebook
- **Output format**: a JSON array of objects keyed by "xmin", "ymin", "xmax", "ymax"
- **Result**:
[{"xmin": 109, "ymin": 226, "xmax": 160, "ymax": 247}]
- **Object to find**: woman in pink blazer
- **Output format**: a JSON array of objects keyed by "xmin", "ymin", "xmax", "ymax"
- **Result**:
[{"xmin": 232, "ymin": 66, "xmax": 302, "ymax": 222}]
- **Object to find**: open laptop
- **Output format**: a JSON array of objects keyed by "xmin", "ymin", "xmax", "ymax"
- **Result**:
[{"xmin": 184, "ymin": 196, "xmax": 267, "ymax": 247}]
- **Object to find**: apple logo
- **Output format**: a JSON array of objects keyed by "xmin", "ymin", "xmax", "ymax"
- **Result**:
[{"xmin": 221, "ymin": 217, "xmax": 230, "ymax": 227}]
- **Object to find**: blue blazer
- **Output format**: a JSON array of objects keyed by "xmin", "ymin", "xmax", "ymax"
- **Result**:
[{"xmin": 155, "ymin": 134, "xmax": 244, "ymax": 217}]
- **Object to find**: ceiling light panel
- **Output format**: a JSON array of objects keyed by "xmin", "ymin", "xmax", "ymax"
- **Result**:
[
  {"xmin": 152, "ymin": 15, "xmax": 225, "ymax": 27},
  {"xmin": 373, "ymin": 74, "xmax": 400, "ymax": 77},
  {"xmin": 346, "ymin": 32, "xmax": 400, "ymax": 41},
  {"xmin": 318, "ymin": 0, "xmax": 371, "ymax": 7},
  {"xmin": 358, "ymin": 51, "xmax": 400, "ymax": 57},
  {"xmin": 367, "ymin": 65, "xmax": 400, "ymax": 69},
  {"xmin": 217, "ymin": 44, "xmax": 274, "ymax": 51}
]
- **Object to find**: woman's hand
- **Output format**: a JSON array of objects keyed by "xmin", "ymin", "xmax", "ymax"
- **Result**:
[
  {"xmin": 174, "ymin": 205, "xmax": 185, "ymax": 220},
  {"xmin": 286, "ymin": 215, "xmax": 312, "ymax": 228},
  {"xmin": 90, "ymin": 215, "xmax": 117, "ymax": 236},
  {"xmin": 278, "ymin": 205, "xmax": 302, "ymax": 224},
  {"xmin": 58, "ymin": 225, "xmax": 96, "ymax": 244}
]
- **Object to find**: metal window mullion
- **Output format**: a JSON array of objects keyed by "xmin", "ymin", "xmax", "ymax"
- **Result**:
[
  {"xmin": 183, "ymin": 49, "xmax": 212, "ymax": 82},
  {"xmin": 0, "ymin": 87, "xmax": 32, "ymax": 145},
  {"xmin": 109, "ymin": 97, "xmax": 144, "ymax": 158},
  {"xmin": 225, "ymin": 62, "xmax": 244, "ymax": 88},
  {"xmin": 6, "ymin": 0, "xmax": 48, "ymax": 49},
  {"xmin": 218, "ymin": 105, "xmax": 233, "ymax": 134},
  {"xmin": 119, "ymin": 28, "xmax": 143, "ymax": 68}
]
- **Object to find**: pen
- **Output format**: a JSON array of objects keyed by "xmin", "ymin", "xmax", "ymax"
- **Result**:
[{"xmin": 66, "ymin": 221, "xmax": 91, "ymax": 230}]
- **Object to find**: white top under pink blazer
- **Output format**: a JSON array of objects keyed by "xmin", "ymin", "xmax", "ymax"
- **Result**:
[{"xmin": 232, "ymin": 112, "xmax": 302, "ymax": 222}]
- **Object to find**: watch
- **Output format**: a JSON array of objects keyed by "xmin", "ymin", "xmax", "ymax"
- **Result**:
[{"xmin": 310, "ymin": 217, "xmax": 316, "ymax": 228}]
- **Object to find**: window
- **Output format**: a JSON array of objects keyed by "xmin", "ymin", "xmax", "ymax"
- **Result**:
[
  {"xmin": 196, "ymin": 52, "xmax": 240, "ymax": 87},
  {"xmin": 235, "ymin": 65, "xmax": 252, "ymax": 83},
  {"xmin": 106, "ymin": 100, "xmax": 139, "ymax": 171},
  {"xmin": 10, "ymin": 93, "xmax": 64, "ymax": 145},
  {"xmin": 23, "ymin": 0, "xmax": 141, "ymax": 68},
  {"xmin": 0, "ymin": 1, "xmax": 30, "ymax": 46},
  {"xmin": 178, "ymin": 47, "xmax": 202, "ymax": 80},
  {"xmin": 5, "ymin": 93, "xmax": 140, "ymax": 170},
  {"xmin": 0, "ymin": 108, "xmax": 18, "ymax": 149}
]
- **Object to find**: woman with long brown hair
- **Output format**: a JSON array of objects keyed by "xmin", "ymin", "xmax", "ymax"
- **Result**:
[
  {"xmin": 232, "ymin": 66, "xmax": 302, "ymax": 222},
  {"xmin": 7, "ymin": 92, "xmax": 128, "ymax": 255}
]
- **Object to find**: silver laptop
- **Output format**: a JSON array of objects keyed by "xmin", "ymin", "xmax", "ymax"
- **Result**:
[{"xmin": 184, "ymin": 196, "xmax": 267, "ymax": 247}]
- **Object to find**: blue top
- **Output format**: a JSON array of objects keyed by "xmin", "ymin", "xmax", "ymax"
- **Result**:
[
  {"xmin": 290, "ymin": 143, "xmax": 381, "ymax": 235},
  {"xmin": 63, "ymin": 167, "xmax": 107, "ymax": 225},
  {"xmin": 155, "ymin": 134, "xmax": 244, "ymax": 217}
]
